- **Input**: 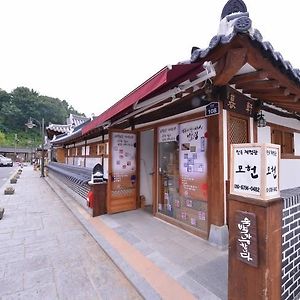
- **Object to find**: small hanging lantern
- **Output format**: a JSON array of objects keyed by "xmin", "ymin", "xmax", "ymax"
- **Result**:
[{"xmin": 256, "ymin": 111, "xmax": 267, "ymax": 128}]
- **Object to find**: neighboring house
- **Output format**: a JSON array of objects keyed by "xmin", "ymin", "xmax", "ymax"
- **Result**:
[
  {"xmin": 50, "ymin": 0, "xmax": 300, "ymax": 244},
  {"xmin": 46, "ymin": 114, "xmax": 90, "ymax": 162}
]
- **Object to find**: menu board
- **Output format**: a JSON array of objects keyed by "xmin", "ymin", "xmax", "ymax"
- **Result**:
[
  {"xmin": 179, "ymin": 119, "xmax": 208, "ymax": 201},
  {"xmin": 111, "ymin": 132, "xmax": 136, "ymax": 191}
]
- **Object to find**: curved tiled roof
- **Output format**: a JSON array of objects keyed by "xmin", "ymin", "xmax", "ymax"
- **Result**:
[
  {"xmin": 190, "ymin": 0, "xmax": 300, "ymax": 87},
  {"xmin": 47, "ymin": 124, "xmax": 72, "ymax": 134}
]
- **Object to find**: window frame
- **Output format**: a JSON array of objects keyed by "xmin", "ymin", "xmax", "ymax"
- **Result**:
[{"xmin": 269, "ymin": 123, "xmax": 300, "ymax": 159}]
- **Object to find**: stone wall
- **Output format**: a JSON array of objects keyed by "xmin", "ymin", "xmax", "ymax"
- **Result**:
[{"xmin": 281, "ymin": 188, "xmax": 300, "ymax": 299}]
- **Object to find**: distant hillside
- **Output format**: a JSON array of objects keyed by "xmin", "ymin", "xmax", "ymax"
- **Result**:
[{"xmin": 0, "ymin": 87, "xmax": 85, "ymax": 147}]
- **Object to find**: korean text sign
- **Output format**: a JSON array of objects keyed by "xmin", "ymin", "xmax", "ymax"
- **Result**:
[
  {"xmin": 230, "ymin": 143, "xmax": 280, "ymax": 200},
  {"xmin": 235, "ymin": 211, "xmax": 258, "ymax": 267}
]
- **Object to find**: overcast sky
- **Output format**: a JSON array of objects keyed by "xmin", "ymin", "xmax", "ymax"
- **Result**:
[{"xmin": 1, "ymin": 0, "xmax": 299, "ymax": 117}]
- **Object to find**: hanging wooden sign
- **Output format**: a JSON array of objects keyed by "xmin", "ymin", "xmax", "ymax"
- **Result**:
[{"xmin": 224, "ymin": 87, "xmax": 256, "ymax": 117}]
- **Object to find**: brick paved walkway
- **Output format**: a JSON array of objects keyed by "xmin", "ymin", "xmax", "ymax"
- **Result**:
[{"xmin": 0, "ymin": 167, "xmax": 142, "ymax": 300}]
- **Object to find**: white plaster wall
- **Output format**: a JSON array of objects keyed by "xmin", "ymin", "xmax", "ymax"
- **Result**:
[
  {"xmin": 295, "ymin": 133, "xmax": 300, "ymax": 156},
  {"xmin": 257, "ymin": 126, "xmax": 271, "ymax": 144},
  {"xmin": 85, "ymin": 157, "xmax": 109, "ymax": 179},
  {"xmin": 85, "ymin": 157, "xmax": 101, "ymax": 169},
  {"xmin": 262, "ymin": 110, "xmax": 300, "ymax": 189},
  {"xmin": 140, "ymin": 130, "xmax": 154, "ymax": 205},
  {"xmin": 280, "ymin": 159, "xmax": 300, "ymax": 190},
  {"xmin": 264, "ymin": 111, "xmax": 300, "ymax": 131},
  {"xmin": 249, "ymin": 117, "xmax": 254, "ymax": 142}
]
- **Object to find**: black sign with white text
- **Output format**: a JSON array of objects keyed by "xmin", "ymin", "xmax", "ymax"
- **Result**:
[{"xmin": 205, "ymin": 102, "xmax": 219, "ymax": 117}]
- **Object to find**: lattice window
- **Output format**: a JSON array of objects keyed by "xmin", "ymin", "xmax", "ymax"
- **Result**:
[
  {"xmin": 271, "ymin": 127, "xmax": 294, "ymax": 155},
  {"xmin": 228, "ymin": 115, "xmax": 249, "ymax": 145},
  {"xmin": 90, "ymin": 144, "xmax": 97, "ymax": 156}
]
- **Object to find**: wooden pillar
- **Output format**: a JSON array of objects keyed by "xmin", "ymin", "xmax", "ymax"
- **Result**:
[
  {"xmin": 228, "ymin": 194, "xmax": 282, "ymax": 300},
  {"xmin": 84, "ymin": 140, "xmax": 87, "ymax": 167},
  {"xmin": 207, "ymin": 103, "xmax": 225, "ymax": 226}
]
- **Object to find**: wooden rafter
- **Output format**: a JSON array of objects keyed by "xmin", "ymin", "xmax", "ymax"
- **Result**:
[
  {"xmin": 240, "ymin": 35, "xmax": 300, "ymax": 97},
  {"xmin": 230, "ymin": 70, "xmax": 268, "ymax": 85},
  {"xmin": 235, "ymin": 79, "xmax": 280, "ymax": 90},
  {"xmin": 214, "ymin": 48, "xmax": 247, "ymax": 85}
]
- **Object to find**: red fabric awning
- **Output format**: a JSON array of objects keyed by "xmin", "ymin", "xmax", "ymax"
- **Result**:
[{"xmin": 82, "ymin": 63, "xmax": 204, "ymax": 135}]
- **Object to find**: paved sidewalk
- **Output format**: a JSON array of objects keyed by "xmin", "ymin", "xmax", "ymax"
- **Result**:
[
  {"xmin": 47, "ymin": 170, "xmax": 228, "ymax": 299},
  {"xmin": 0, "ymin": 167, "xmax": 142, "ymax": 299}
]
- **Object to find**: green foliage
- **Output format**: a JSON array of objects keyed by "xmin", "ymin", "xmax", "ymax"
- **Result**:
[
  {"xmin": 0, "ymin": 131, "xmax": 5, "ymax": 145},
  {"xmin": 0, "ymin": 86, "xmax": 84, "ymax": 146}
]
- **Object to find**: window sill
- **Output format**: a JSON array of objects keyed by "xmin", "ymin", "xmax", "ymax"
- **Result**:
[{"xmin": 281, "ymin": 154, "xmax": 300, "ymax": 159}]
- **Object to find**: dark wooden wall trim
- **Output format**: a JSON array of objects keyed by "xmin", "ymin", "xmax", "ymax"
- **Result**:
[
  {"xmin": 207, "ymin": 102, "xmax": 225, "ymax": 227},
  {"xmin": 267, "ymin": 122, "xmax": 300, "ymax": 134}
]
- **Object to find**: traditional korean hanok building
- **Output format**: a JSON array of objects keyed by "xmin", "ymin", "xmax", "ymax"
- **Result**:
[
  {"xmin": 50, "ymin": 0, "xmax": 300, "ymax": 245},
  {"xmin": 46, "ymin": 114, "xmax": 90, "ymax": 163}
]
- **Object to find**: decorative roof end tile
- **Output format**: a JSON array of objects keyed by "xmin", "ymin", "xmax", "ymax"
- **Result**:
[{"xmin": 221, "ymin": 0, "xmax": 248, "ymax": 20}]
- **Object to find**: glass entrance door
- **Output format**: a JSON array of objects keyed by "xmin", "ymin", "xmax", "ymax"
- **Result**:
[{"xmin": 158, "ymin": 140, "xmax": 180, "ymax": 216}]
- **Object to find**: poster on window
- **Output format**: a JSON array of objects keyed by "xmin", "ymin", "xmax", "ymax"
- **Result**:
[
  {"xmin": 179, "ymin": 119, "xmax": 208, "ymax": 201},
  {"xmin": 111, "ymin": 132, "xmax": 136, "ymax": 191},
  {"xmin": 158, "ymin": 124, "xmax": 179, "ymax": 143}
]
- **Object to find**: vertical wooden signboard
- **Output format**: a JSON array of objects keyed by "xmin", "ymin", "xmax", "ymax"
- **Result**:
[
  {"xmin": 235, "ymin": 211, "xmax": 258, "ymax": 267},
  {"xmin": 107, "ymin": 130, "xmax": 137, "ymax": 214}
]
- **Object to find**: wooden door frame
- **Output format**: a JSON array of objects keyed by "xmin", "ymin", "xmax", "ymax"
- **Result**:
[
  {"xmin": 107, "ymin": 128, "xmax": 139, "ymax": 214},
  {"xmin": 137, "ymin": 128, "xmax": 156, "ymax": 214}
]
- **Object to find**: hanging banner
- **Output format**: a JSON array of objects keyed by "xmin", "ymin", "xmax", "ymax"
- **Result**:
[
  {"xmin": 158, "ymin": 124, "xmax": 179, "ymax": 143},
  {"xmin": 179, "ymin": 119, "xmax": 208, "ymax": 201},
  {"xmin": 111, "ymin": 132, "xmax": 136, "ymax": 191}
]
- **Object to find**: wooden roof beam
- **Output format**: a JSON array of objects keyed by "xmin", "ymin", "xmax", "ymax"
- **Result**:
[
  {"xmin": 240, "ymin": 35, "xmax": 300, "ymax": 97},
  {"xmin": 242, "ymin": 88, "xmax": 290, "ymax": 97},
  {"xmin": 230, "ymin": 70, "xmax": 268, "ymax": 85},
  {"xmin": 258, "ymin": 95, "xmax": 299, "ymax": 103},
  {"xmin": 235, "ymin": 80, "xmax": 280, "ymax": 90},
  {"xmin": 213, "ymin": 48, "xmax": 247, "ymax": 86}
]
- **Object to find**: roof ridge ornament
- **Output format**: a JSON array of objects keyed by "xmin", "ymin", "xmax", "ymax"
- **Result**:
[{"xmin": 221, "ymin": 0, "xmax": 247, "ymax": 20}]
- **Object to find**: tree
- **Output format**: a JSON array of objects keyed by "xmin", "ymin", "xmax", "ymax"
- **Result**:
[
  {"xmin": 0, "ymin": 131, "xmax": 5, "ymax": 145},
  {"xmin": 0, "ymin": 86, "xmax": 84, "ymax": 146}
]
